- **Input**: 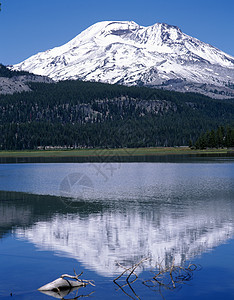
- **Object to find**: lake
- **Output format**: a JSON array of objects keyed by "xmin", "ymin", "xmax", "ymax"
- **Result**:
[{"xmin": 0, "ymin": 158, "xmax": 234, "ymax": 299}]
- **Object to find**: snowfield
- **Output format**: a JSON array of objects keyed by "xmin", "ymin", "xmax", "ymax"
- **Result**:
[{"xmin": 12, "ymin": 21, "xmax": 234, "ymax": 97}]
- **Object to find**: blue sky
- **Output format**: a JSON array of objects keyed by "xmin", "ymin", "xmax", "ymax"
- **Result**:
[{"xmin": 1, "ymin": 0, "xmax": 234, "ymax": 65}]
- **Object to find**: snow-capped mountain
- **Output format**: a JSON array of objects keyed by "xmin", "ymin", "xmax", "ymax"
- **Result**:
[{"xmin": 12, "ymin": 21, "xmax": 234, "ymax": 97}]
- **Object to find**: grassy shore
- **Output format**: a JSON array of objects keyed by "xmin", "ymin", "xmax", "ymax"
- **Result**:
[{"xmin": 0, "ymin": 147, "xmax": 231, "ymax": 158}]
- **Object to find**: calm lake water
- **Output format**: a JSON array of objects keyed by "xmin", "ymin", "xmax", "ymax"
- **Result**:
[{"xmin": 0, "ymin": 158, "xmax": 234, "ymax": 299}]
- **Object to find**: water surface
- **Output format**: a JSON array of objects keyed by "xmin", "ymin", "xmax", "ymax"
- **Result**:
[{"xmin": 0, "ymin": 160, "xmax": 234, "ymax": 299}]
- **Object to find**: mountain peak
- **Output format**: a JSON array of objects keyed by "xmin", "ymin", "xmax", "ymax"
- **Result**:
[{"xmin": 11, "ymin": 20, "xmax": 234, "ymax": 98}]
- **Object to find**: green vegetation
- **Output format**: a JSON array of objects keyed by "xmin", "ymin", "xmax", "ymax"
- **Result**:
[
  {"xmin": 194, "ymin": 126, "xmax": 234, "ymax": 149},
  {"xmin": 0, "ymin": 69, "xmax": 234, "ymax": 150},
  {"xmin": 0, "ymin": 64, "xmax": 30, "ymax": 78},
  {"xmin": 0, "ymin": 147, "xmax": 229, "ymax": 159}
]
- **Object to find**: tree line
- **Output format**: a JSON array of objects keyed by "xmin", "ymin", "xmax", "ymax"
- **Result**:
[
  {"xmin": 194, "ymin": 126, "xmax": 234, "ymax": 149},
  {"xmin": 0, "ymin": 74, "xmax": 234, "ymax": 150},
  {"xmin": 0, "ymin": 64, "xmax": 30, "ymax": 78}
]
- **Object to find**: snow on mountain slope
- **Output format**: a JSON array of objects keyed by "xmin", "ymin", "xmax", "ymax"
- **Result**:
[{"xmin": 12, "ymin": 21, "xmax": 234, "ymax": 97}]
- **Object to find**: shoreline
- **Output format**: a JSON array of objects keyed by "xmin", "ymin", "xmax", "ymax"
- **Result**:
[{"xmin": 0, "ymin": 147, "xmax": 233, "ymax": 163}]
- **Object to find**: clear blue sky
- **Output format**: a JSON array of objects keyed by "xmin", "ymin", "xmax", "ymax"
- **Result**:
[{"xmin": 1, "ymin": 0, "xmax": 234, "ymax": 65}]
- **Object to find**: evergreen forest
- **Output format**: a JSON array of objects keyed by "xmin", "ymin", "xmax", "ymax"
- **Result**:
[
  {"xmin": 0, "ymin": 69, "xmax": 234, "ymax": 150},
  {"xmin": 194, "ymin": 126, "xmax": 234, "ymax": 149}
]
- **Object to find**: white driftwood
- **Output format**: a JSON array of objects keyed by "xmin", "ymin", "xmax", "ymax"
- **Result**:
[
  {"xmin": 38, "ymin": 270, "xmax": 95, "ymax": 295},
  {"xmin": 38, "ymin": 271, "xmax": 95, "ymax": 296},
  {"xmin": 38, "ymin": 277, "xmax": 86, "ymax": 291}
]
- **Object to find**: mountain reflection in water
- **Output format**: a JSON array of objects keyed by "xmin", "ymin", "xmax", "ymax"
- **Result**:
[{"xmin": 1, "ymin": 188, "xmax": 234, "ymax": 277}]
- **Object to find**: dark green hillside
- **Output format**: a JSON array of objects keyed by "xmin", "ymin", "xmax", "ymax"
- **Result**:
[
  {"xmin": 0, "ymin": 64, "xmax": 30, "ymax": 78},
  {"xmin": 0, "ymin": 79, "xmax": 233, "ymax": 150}
]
